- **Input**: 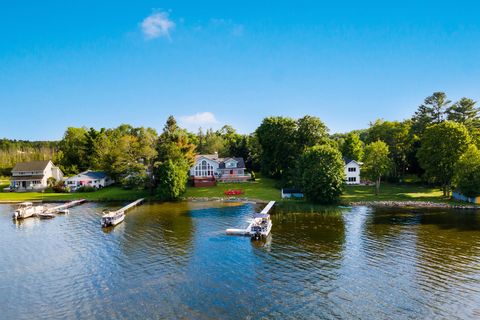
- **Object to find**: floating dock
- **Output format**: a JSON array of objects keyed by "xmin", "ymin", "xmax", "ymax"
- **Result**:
[{"xmin": 226, "ymin": 201, "xmax": 275, "ymax": 236}]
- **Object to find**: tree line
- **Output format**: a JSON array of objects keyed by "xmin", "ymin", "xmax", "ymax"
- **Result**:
[{"xmin": 1, "ymin": 91, "xmax": 479, "ymax": 202}]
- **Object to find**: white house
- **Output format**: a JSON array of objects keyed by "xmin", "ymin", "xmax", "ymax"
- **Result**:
[
  {"xmin": 190, "ymin": 153, "xmax": 251, "ymax": 186},
  {"xmin": 65, "ymin": 170, "xmax": 114, "ymax": 191},
  {"xmin": 10, "ymin": 160, "xmax": 63, "ymax": 191},
  {"xmin": 344, "ymin": 157, "xmax": 362, "ymax": 185}
]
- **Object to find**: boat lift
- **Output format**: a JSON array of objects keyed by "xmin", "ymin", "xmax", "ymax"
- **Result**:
[{"xmin": 226, "ymin": 201, "xmax": 275, "ymax": 238}]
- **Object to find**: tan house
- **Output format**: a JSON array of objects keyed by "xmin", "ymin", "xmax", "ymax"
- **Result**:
[{"xmin": 10, "ymin": 160, "xmax": 63, "ymax": 191}]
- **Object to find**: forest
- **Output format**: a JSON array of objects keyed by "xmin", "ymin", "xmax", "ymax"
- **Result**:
[{"xmin": 1, "ymin": 91, "xmax": 480, "ymax": 203}]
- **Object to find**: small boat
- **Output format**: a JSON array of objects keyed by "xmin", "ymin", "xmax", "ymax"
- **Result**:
[
  {"xmin": 12, "ymin": 202, "xmax": 45, "ymax": 220},
  {"xmin": 101, "ymin": 210, "xmax": 125, "ymax": 228},
  {"xmin": 57, "ymin": 209, "xmax": 70, "ymax": 214},
  {"xmin": 249, "ymin": 213, "xmax": 273, "ymax": 240}
]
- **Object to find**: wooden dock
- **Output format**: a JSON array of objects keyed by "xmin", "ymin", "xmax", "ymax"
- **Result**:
[
  {"xmin": 260, "ymin": 201, "xmax": 276, "ymax": 214},
  {"xmin": 116, "ymin": 198, "xmax": 144, "ymax": 214},
  {"xmin": 45, "ymin": 199, "xmax": 86, "ymax": 214}
]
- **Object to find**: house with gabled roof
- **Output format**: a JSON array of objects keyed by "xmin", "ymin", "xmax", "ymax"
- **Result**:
[
  {"xmin": 65, "ymin": 170, "xmax": 114, "ymax": 191},
  {"xmin": 344, "ymin": 157, "xmax": 362, "ymax": 185},
  {"xmin": 10, "ymin": 160, "xmax": 63, "ymax": 191},
  {"xmin": 190, "ymin": 152, "xmax": 251, "ymax": 186}
]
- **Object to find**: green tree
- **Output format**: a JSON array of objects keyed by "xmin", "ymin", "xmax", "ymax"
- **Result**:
[
  {"xmin": 155, "ymin": 116, "xmax": 196, "ymax": 200},
  {"xmin": 412, "ymin": 92, "xmax": 451, "ymax": 135},
  {"xmin": 454, "ymin": 145, "xmax": 480, "ymax": 197},
  {"xmin": 447, "ymin": 98, "xmax": 480, "ymax": 128},
  {"xmin": 447, "ymin": 98, "xmax": 480, "ymax": 146},
  {"xmin": 296, "ymin": 115, "xmax": 329, "ymax": 150},
  {"xmin": 341, "ymin": 132, "xmax": 364, "ymax": 161},
  {"xmin": 362, "ymin": 141, "xmax": 391, "ymax": 195},
  {"xmin": 57, "ymin": 127, "xmax": 89, "ymax": 174},
  {"xmin": 156, "ymin": 159, "xmax": 188, "ymax": 200},
  {"xmin": 367, "ymin": 119, "xmax": 414, "ymax": 179},
  {"xmin": 255, "ymin": 116, "xmax": 298, "ymax": 178},
  {"xmin": 417, "ymin": 121, "xmax": 471, "ymax": 197},
  {"xmin": 296, "ymin": 145, "xmax": 345, "ymax": 204},
  {"xmin": 196, "ymin": 128, "xmax": 225, "ymax": 155}
]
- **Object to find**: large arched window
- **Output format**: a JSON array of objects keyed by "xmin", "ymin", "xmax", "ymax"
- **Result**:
[{"xmin": 194, "ymin": 160, "xmax": 214, "ymax": 177}]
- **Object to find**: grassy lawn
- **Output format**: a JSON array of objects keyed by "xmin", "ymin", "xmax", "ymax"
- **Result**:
[
  {"xmin": 0, "ymin": 178, "xmax": 464, "ymax": 206},
  {"xmin": 0, "ymin": 186, "xmax": 150, "ymax": 202},
  {"xmin": 341, "ymin": 183, "xmax": 446, "ymax": 203},
  {"xmin": 184, "ymin": 176, "xmax": 282, "ymax": 202}
]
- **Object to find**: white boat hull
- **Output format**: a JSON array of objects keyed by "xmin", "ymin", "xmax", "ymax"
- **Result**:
[
  {"xmin": 101, "ymin": 211, "xmax": 125, "ymax": 227},
  {"xmin": 13, "ymin": 205, "xmax": 45, "ymax": 219},
  {"xmin": 249, "ymin": 221, "xmax": 272, "ymax": 239}
]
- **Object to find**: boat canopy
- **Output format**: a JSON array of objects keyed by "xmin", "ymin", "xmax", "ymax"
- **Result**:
[
  {"xmin": 18, "ymin": 202, "xmax": 33, "ymax": 206},
  {"xmin": 253, "ymin": 213, "xmax": 270, "ymax": 219}
]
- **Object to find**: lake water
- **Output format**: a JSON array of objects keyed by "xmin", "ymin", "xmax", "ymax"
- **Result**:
[{"xmin": 1, "ymin": 202, "xmax": 480, "ymax": 319}]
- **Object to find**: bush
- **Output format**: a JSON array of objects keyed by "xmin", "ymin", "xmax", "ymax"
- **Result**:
[
  {"xmin": 297, "ymin": 145, "xmax": 345, "ymax": 204},
  {"xmin": 454, "ymin": 145, "xmax": 480, "ymax": 197},
  {"xmin": 53, "ymin": 183, "xmax": 69, "ymax": 193},
  {"xmin": 76, "ymin": 185, "xmax": 96, "ymax": 193}
]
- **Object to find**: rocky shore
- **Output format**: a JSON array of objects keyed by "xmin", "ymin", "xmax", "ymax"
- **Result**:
[{"xmin": 350, "ymin": 200, "xmax": 480, "ymax": 210}]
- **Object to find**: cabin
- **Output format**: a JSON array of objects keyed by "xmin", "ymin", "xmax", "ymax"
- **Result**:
[
  {"xmin": 10, "ymin": 160, "xmax": 63, "ymax": 191},
  {"xmin": 281, "ymin": 188, "xmax": 304, "ymax": 199},
  {"xmin": 65, "ymin": 170, "xmax": 114, "ymax": 191},
  {"xmin": 344, "ymin": 157, "xmax": 362, "ymax": 185},
  {"xmin": 190, "ymin": 153, "xmax": 251, "ymax": 186}
]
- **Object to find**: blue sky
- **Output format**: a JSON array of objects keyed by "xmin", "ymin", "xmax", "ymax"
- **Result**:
[{"xmin": 1, "ymin": 1, "xmax": 480, "ymax": 140}]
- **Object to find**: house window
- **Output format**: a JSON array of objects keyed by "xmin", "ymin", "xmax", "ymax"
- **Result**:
[
  {"xmin": 348, "ymin": 177, "xmax": 356, "ymax": 182},
  {"xmin": 348, "ymin": 167, "xmax": 356, "ymax": 172},
  {"xmin": 194, "ymin": 160, "xmax": 214, "ymax": 177}
]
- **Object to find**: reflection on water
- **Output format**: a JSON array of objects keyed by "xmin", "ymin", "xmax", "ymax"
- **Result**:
[{"xmin": 1, "ymin": 203, "xmax": 480, "ymax": 319}]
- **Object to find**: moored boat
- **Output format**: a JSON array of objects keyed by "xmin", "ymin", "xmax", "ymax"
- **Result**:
[
  {"xmin": 12, "ymin": 202, "xmax": 45, "ymax": 220},
  {"xmin": 249, "ymin": 213, "xmax": 272, "ymax": 239},
  {"xmin": 101, "ymin": 210, "xmax": 125, "ymax": 228}
]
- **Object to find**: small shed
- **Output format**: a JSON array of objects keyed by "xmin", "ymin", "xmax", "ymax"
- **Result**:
[
  {"xmin": 452, "ymin": 191, "xmax": 480, "ymax": 204},
  {"xmin": 281, "ymin": 188, "xmax": 304, "ymax": 199}
]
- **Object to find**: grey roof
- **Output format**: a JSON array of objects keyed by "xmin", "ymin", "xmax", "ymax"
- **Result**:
[
  {"xmin": 219, "ymin": 157, "xmax": 246, "ymax": 169},
  {"xmin": 12, "ymin": 160, "xmax": 51, "ymax": 172},
  {"xmin": 343, "ymin": 157, "xmax": 363, "ymax": 166},
  {"xmin": 195, "ymin": 154, "xmax": 220, "ymax": 161},
  {"xmin": 343, "ymin": 157, "xmax": 353, "ymax": 165},
  {"xmin": 70, "ymin": 171, "xmax": 108, "ymax": 180}
]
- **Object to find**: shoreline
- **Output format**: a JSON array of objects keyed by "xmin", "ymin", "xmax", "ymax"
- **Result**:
[
  {"xmin": 1, "ymin": 196, "xmax": 479, "ymax": 210},
  {"xmin": 349, "ymin": 200, "xmax": 480, "ymax": 210}
]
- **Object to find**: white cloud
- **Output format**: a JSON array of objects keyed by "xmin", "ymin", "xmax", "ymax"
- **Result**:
[
  {"xmin": 141, "ymin": 11, "xmax": 175, "ymax": 40},
  {"xmin": 179, "ymin": 112, "xmax": 219, "ymax": 131}
]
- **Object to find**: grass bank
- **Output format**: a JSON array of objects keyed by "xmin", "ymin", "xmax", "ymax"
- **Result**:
[
  {"xmin": 342, "ymin": 183, "xmax": 445, "ymax": 203},
  {"xmin": 0, "ymin": 178, "xmax": 465, "ymax": 206},
  {"xmin": 184, "ymin": 177, "xmax": 282, "ymax": 202},
  {"xmin": 0, "ymin": 186, "xmax": 150, "ymax": 202}
]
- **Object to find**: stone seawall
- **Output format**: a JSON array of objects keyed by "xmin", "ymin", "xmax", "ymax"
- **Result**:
[{"xmin": 350, "ymin": 201, "xmax": 479, "ymax": 210}]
